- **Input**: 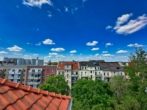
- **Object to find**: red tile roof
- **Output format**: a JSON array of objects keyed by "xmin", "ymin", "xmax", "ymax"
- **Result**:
[
  {"xmin": 58, "ymin": 62, "xmax": 79, "ymax": 70},
  {"xmin": 0, "ymin": 78, "xmax": 71, "ymax": 110}
]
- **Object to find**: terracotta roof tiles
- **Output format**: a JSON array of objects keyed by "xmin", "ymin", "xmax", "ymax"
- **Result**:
[{"xmin": 0, "ymin": 78, "xmax": 71, "ymax": 110}]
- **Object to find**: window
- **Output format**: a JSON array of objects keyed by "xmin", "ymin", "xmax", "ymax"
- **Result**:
[
  {"xmin": 121, "ymin": 73, "xmax": 122, "ymax": 75},
  {"xmin": 95, "ymin": 67, "xmax": 96, "ymax": 70},
  {"xmin": 76, "ymin": 72, "xmax": 78, "ymax": 75},
  {"xmin": 107, "ymin": 73, "xmax": 109, "ymax": 76},
  {"xmin": 116, "ymin": 67, "xmax": 120, "ymax": 69},
  {"xmin": 52, "ymin": 69, "xmax": 54, "ymax": 73},
  {"xmin": 85, "ymin": 67, "xmax": 86, "ymax": 69},
  {"xmin": 104, "ymin": 73, "xmax": 105, "ymax": 75},
  {"xmin": 91, "ymin": 71, "xmax": 92, "ymax": 73},
  {"xmin": 58, "ymin": 72, "xmax": 60, "ymax": 75},
  {"xmin": 67, "ymin": 74, "xmax": 69, "ymax": 78}
]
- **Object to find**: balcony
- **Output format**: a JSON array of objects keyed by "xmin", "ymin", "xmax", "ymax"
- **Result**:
[
  {"xmin": 81, "ymin": 75, "xmax": 89, "ymax": 78},
  {"xmin": 95, "ymin": 74, "xmax": 102, "ymax": 77},
  {"xmin": 72, "ymin": 80, "xmax": 77, "ymax": 83},
  {"xmin": 104, "ymin": 75, "xmax": 110, "ymax": 78},
  {"xmin": 28, "ymin": 76, "xmax": 34, "ymax": 79},
  {"xmin": 8, "ymin": 77, "xmax": 14, "ymax": 79},
  {"xmin": 9, "ymin": 72, "xmax": 15, "ymax": 74},
  {"xmin": 34, "ymin": 77, "xmax": 41, "ymax": 79},
  {"xmin": 71, "ymin": 74, "xmax": 78, "ymax": 77},
  {"xmin": 15, "ymin": 72, "xmax": 21, "ymax": 74},
  {"xmin": 34, "ymin": 82, "xmax": 41, "ymax": 85},
  {"xmin": 27, "ymin": 82, "xmax": 34, "ymax": 85}
]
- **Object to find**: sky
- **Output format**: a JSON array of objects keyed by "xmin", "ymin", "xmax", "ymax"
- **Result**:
[{"xmin": 0, "ymin": 0, "xmax": 147, "ymax": 62}]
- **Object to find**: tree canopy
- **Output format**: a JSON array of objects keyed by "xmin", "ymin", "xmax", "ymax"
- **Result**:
[
  {"xmin": 72, "ymin": 79, "xmax": 114, "ymax": 110},
  {"xmin": 39, "ymin": 75, "xmax": 70, "ymax": 95}
]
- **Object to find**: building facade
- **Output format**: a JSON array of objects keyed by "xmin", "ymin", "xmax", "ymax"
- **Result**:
[
  {"xmin": 57, "ymin": 60, "xmax": 125, "ymax": 88},
  {"xmin": 0, "ymin": 65, "xmax": 57, "ymax": 88}
]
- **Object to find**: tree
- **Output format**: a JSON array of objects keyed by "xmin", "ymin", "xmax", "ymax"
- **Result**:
[
  {"xmin": 52, "ymin": 62, "xmax": 58, "ymax": 65},
  {"xmin": 111, "ymin": 48, "xmax": 147, "ymax": 109},
  {"xmin": 47, "ymin": 60, "xmax": 52, "ymax": 65},
  {"xmin": 39, "ymin": 75, "xmax": 70, "ymax": 95},
  {"xmin": 72, "ymin": 79, "xmax": 114, "ymax": 110}
]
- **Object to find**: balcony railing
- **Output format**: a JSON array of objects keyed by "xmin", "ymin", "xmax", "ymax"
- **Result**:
[
  {"xmin": 81, "ymin": 75, "xmax": 89, "ymax": 78},
  {"xmin": 71, "ymin": 74, "xmax": 78, "ymax": 77},
  {"xmin": 9, "ymin": 72, "xmax": 15, "ymax": 74},
  {"xmin": 27, "ymin": 82, "xmax": 34, "ymax": 85},
  {"xmin": 34, "ymin": 82, "xmax": 41, "ymax": 85},
  {"xmin": 34, "ymin": 77, "xmax": 41, "ymax": 79},
  {"xmin": 8, "ymin": 77, "xmax": 14, "ymax": 79},
  {"xmin": 95, "ymin": 74, "xmax": 102, "ymax": 77}
]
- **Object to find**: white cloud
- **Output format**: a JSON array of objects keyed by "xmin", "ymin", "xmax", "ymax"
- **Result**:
[
  {"xmin": 32, "ymin": 54, "xmax": 38, "ymax": 56},
  {"xmin": 36, "ymin": 42, "xmax": 41, "ymax": 46},
  {"xmin": 65, "ymin": 7, "xmax": 69, "ymax": 12},
  {"xmin": 49, "ymin": 53, "xmax": 58, "ymax": 56},
  {"xmin": 83, "ymin": 0, "xmax": 87, "ymax": 2},
  {"xmin": 95, "ymin": 54, "xmax": 99, "ymax": 57},
  {"xmin": 91, "ymin": 48, "xmax": 99, "ymax": 51},
  {"xmin": 102, "ymin": 54, "xmax": 114, "ymax": 57},
  {"xmin": 48, "ymin": 14, "xmax": 52, "ymax": 17},
  {"xmin": 56, "ymin": 55, "xmax": 65, "ymax": 58},
  {"xmin": 114, "ymin": 14, "xmax": 147, "ymax": 34},
  {"xmin": 13, "ymin": 53, "xmax": 22, "ymax": 55},
  {"xmin": 116, "ymin": 50, "xmax": 128, "ymax": 54},
  {"xmin": 102, "ymin": 51, "xmax": 108, "ymax": 53},
  {"xmin": 127, "ymin": 43, "xmax": 144, "ymax": 47},
  {"xmin": 51, "ymin": 48, "xmax": 65, "ymax": 52},
  {"xmin": 106, "ymin": 25, "xmax": 112, "ymax": 29},
  {"xmin": 106, "ymin": 43, "xmax": 113, "ymax": 47},
  {"xmin": 114, "ymin": 13, "xmax": 133, "ymax": 30},
  {"xmin": 44, "ymin": 56, "xmax": 52, "ymax": 59},
  {"xmin": 23, "ymin": 0, "xmax": 52, "ymax": 7},
  {"xmin": 7, "ymin": 45, "xmax": 23, "ymax": 52},
  {"xmin": 0, "ymin": 51, "xmax": 8, "ymax": 54},
  {"xmin": 70, "ymin": 50, "xmax": 77, "ymax": 54},
  {"xmin": 27, "ymin": 42, "xmax": 30, "ymax": 44},
  {"xmin": 42, "ymin": 39, "xmax": 55, "ymax": 45},
  {"xmin": 86, "ymin": 41, "xmax": 98, "ymax": 46}
]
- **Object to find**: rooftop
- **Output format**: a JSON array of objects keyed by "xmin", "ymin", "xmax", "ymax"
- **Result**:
[{"xmin": 0, "ymin": 78, "xmax": 71, "ymax": 110}]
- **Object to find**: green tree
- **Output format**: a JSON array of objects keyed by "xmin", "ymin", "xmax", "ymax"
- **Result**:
[
  {"xmin": 52, "ymin": 62, "xmax": 58, "ymax": 65},
  {"xmin": 72, "ymin": 79, "xmax": 114, "ymax": 110},
  {"xmin": 47, "ymin": 60, "xmax": 52, "ymax": 65},
  {"xmin": 39, "ymin": 75, "xmax": 70, "ymax": 95}
]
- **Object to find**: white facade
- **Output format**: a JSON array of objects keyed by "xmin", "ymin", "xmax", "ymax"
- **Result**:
[
  {"xmin": 8, "ymin": 68, "xmax": 24, "ymax": 83},
  {"xmin": 27, "ymin": 68, "xmax": 42, "ymax": 88}
]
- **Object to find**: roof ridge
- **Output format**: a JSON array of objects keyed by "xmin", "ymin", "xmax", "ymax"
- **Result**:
[{"xmin": 0, "ymin": 78, "xmax": 71, "ymax": 100}]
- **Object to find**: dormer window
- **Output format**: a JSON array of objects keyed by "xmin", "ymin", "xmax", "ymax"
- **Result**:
[{"xmin": 116, "ymin": 67, "xmax": 120, "ymax": 69}]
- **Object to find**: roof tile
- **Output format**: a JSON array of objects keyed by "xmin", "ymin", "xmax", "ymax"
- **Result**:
[{"xmin": 0, "ymin": 78, "xmax": 71, "ymax": 110}]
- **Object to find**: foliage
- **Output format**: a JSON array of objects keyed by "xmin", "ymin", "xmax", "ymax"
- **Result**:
[
  {"xmin": 47, "ymin": 60, "xmax": 58, "ymax": 65},
  {"xmin": 72, "ymin": 79, "xmax": 114, "ymax": 110},
  {"xmin": 47, "ymin": 60, "xmax": 52, "ymax": 65},
  {"xmin": 39, "ymin": 75, "xmax": 70, "ymax": 95}
]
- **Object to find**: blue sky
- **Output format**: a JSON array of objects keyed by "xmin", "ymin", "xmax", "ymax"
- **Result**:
[{"xmin": 0, "ymin": 0, "xmax": 147, "ymax": 62}]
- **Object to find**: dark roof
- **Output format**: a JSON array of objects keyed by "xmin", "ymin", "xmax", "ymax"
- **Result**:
[
  {"xmin": 0, "ymin": 78, "xmax": 71, "ymax": 110},
  {"xmin": 79, "ymin": 61, "xmax": 88, "ymax": 66},
  {"xmin": 100, "ymin": 62, "xmax": 123, "ymax": 71},
  {"xmin": 87, "ymin": 60, "xmax": 104, "ymax": 67}
]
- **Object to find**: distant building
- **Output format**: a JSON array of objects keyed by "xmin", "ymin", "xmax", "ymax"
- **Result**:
[{"xmin": 1, "ymin": 57, "xmax": 44, "ymax": 66}]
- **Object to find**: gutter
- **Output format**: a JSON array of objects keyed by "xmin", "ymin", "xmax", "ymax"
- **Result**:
[{"xmin": 68, "ymin": 98, "xmax": 73, "ymax": 110}]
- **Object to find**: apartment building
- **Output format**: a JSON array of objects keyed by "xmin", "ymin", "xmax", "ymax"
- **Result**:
[
  {"xmin": 100, "ymin": 62, "xmax": 125, "ymax": 81},
  {"xmin": 0, "ymin": 66, "xmax": 27, "ymax": 85},
  {"xmin": 1, "ymin": 57, "xmax": 44, "ymax": 66},
  {"xmin": 57, "ymin": 60, "xmax": 125, "ymax": 88},
  {"xmin": 57, "ymin": 61, "xmax": 80, "ymax": 88},
  {"xmin": 0, "ymin": 65, "xmax": 57, "ymax": 88}
]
